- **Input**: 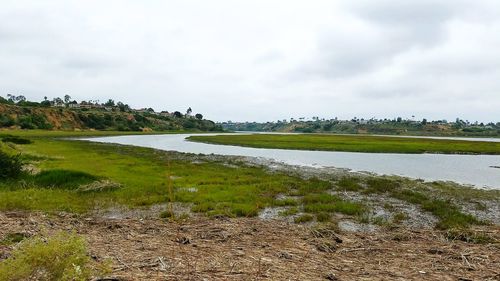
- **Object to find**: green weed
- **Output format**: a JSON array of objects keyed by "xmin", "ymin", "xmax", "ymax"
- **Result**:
[{"xmin": 0, "ymin": 232, "xmax": 109, "ymax": 281}]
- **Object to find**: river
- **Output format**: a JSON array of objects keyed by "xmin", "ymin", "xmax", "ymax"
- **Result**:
[{"xmin": 81, "ymin": 133, "xmax": 500, "ymax": 189}]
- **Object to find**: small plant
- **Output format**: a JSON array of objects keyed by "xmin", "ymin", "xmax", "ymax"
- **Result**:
[
  {"xmin": 279, "ymin": 207, "xmax": 299, "ymax": 216},
  {"xmin": 383, "ymin": 203, "xmax": 395, "ymax": 210},
  {"xmin": 294, "ymin": 214, "xmax": 314, "ymax": 223},
  {"xmin": 160, "ymin": 210, "xmax": 174, "ymax": 218},
  {"xmin": 0, "ymin": 231, "xmax": 109, "ymax": 281},
  {"xmin": 365, "ymin": 178, "xmax": 400, "ymax": 194},
  {"xmin": 393, "ymin": 212, "xmax": 408, "ymax": 224},
  {"xmin": 316, "ymin": 212, "xmax": 331, "ymax": 222},
  {"xmin": 337, "ymin": 177, "xmax": 362, "ymax": 191},
  {"xmin": 0, "ymin": 151, "xmax": 23, "ymax": 179},
  {"xmin": 372, "ymin": 216, "xmax": 388, "ymax": 226}
]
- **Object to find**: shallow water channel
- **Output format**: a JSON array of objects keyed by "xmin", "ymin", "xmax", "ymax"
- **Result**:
[{"xmin": 82, "ymin": 133, "xmax": 500, "ymax": 189}]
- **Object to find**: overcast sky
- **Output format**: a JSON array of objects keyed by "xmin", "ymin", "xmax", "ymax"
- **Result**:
[{"xmin": 1, "ymin": 1, "xmax": 499, "ymax": 122}]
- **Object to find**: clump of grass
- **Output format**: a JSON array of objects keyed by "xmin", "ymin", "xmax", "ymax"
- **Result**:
[
  {"xmin": 294, "ymin": 214, "xmax": 314, "ymax": 223},
  {"xmin": 0, "ymin": 231, "xmax": 109, "ymax": 281},
  {"xmin": 372, "ymin": 216, "xmax": 390, "ymax": 226},
  {"xmin": 175, "ymin": 213, "xmax": 190, "ymax": 221},
  {"xmin": 445, "ymin": 228, "xmax": 496, "ymax": 244},
  {"xmin": 192, "ymin": 202, "xmax": 259, "ymax": 217},
  {"xmin": 316, "ymin": 212, "xmax": 331, "ymax": 222},
  {"xmin": 303, "ymin": 201, "xmax": 365, "ymax": 216},
  {"xmin": 392, "ymin": 212, "xmax": 408, "ymax": 224},
  {"xmin": 33, "ymin": 169, "xmax": 98, "ymax": 189},
  {"xmin": 231, "ymin": 204, "xmax": 259, "ymax": 217},
  {"xmin": 365, "ymin": 178, "xmax": 400, "ymax": 194},
  {"xmin": 0, "ymin": 233, "xmax": 28, "ymax": 246},
  {"xmin": 337, "ymin": 177, "xmax": 362, "ymax": 191},
  {"xmin": 383, "ymin": 202, "xmax": 395, "ymax": 210},
  {"xmin": 273, "ymin": 197, "xmax": 299, "ymax": 206},
  {"xmin": 296, "ymin": 178, "xmax": 332, "ymax": 195},
  {"xmin": 279, "ymin": 207, "xmax": 299, "ymax": 216},
  {"xmin": 160, "ymin": 210, "xmax": 174, "ymax": 218}
]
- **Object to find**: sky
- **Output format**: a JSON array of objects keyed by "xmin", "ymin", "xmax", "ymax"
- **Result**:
[{"xmin": 1, "ymin": 0, "xmax": 500, "ymax": 123}]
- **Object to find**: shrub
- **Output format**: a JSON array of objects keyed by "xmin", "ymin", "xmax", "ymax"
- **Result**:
[
  {"xmin": 0, "ymin": 151, "xmax": 23, "ymax": 179},
  {"xmin": 0, "ymin": 232, "xmax": 102, "ymax": 281}
]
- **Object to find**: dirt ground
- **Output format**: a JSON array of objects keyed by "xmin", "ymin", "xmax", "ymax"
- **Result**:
[{"xmin": 1, "ymin": 212, "xmax": 499, "ymax": 281}]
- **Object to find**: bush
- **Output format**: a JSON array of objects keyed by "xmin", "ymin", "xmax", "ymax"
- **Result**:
[
  {"xmin": 0, "ymin": 151, "xmax": 23, "ymax": 179},
  {"xmin": 0, "ymin": 232, "xmax": 106, "ymax": 281}
]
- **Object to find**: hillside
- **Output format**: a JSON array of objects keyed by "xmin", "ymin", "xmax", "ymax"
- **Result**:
[
  {"xmin": 222, "ymin": 118, "xmax": 500, "ymax": 137},
  {"xmin": 0, "ymin": 103, "xmax": 222, "ymax": 132}
]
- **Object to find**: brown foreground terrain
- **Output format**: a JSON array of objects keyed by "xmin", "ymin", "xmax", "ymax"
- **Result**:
[{"xmin": 1, "ymin": 211, "xmax": 499, "ymax": 281}]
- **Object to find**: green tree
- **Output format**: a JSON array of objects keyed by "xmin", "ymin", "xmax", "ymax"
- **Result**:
[
  {"xmin": 64, "ymin": 94, "xmax": 72, "ymax": 104},
  {"xmin": 104, "ymin": 99, "xmax": 115, "ymax": 106}
]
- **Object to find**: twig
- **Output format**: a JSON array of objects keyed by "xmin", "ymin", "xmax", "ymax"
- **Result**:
[
  {"xmin": 158, "ymin": 256, "xmax": 168, "ymax": 271},
  {"xmin": 461, "ymin": 253, "xmax": 473, "ymax": 269},
  {"xmin": 339, "ymin": 247, "xmax": 390, "ymax": 253},
  {"xmin": 114, "ymin": 255, "xmax": 130, "ymax": 270}
]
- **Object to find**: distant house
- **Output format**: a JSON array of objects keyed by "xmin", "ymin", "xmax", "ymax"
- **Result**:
[
  {"xmin": 68, "ymin": 100, "xmax": 79, "ymax": 108},
  {"xmin": 134, "ymin": 108, "xmax": 149, "ymax": 114},
  {"xmin": 79, "ymin": 101, "xmax": 93, "ymax": 109}
]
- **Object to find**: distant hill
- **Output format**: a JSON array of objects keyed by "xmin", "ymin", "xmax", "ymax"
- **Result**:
[
  {"xmin": 222, "ymin": 118, "xmax": 500, "ymax": 137},
  {"xmin": 0, "ymin": 101, "xmax": 221, "ymax": 132}
]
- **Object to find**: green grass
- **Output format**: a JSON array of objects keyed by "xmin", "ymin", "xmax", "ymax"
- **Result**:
[
  {"xmin": 337, "ymin": 177, "xmax": 363, "ymax": 191},
  {"xmin": 187, "ymin": 134, "xmax": 500, "ymax": 154},
  {"xmin": 0, "ymin": 130, "xmax": 361, "ymax": 218},
  {"xmin": 33, "ymin": 169, "xmax": 98, "ymax": 189},
  {"xmin": 0, "ymin": 129, "xmax": 493, "ymax": 230}
]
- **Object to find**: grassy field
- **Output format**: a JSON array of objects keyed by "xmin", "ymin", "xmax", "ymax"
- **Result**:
[
  {"xmin": 0, "ymin": 130, "xmax": 364, "ymax": 218},
  {"xmin": 187, "ymin": 133, "xmax": 500, "ymax": 154},
  {"xmin": 0, "ymin": 129, "xmax": 497, "ymax": 231}
]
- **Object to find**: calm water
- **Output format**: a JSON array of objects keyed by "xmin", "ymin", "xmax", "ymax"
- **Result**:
[{"xmin": 82, "ymin": 133, "xmax": 500, "ymax": 189}]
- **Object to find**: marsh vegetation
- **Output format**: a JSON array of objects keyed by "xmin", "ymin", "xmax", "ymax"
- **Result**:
[{"xmin": 188, "ymin": 133, "xmax": 500, "ymax": 154}]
